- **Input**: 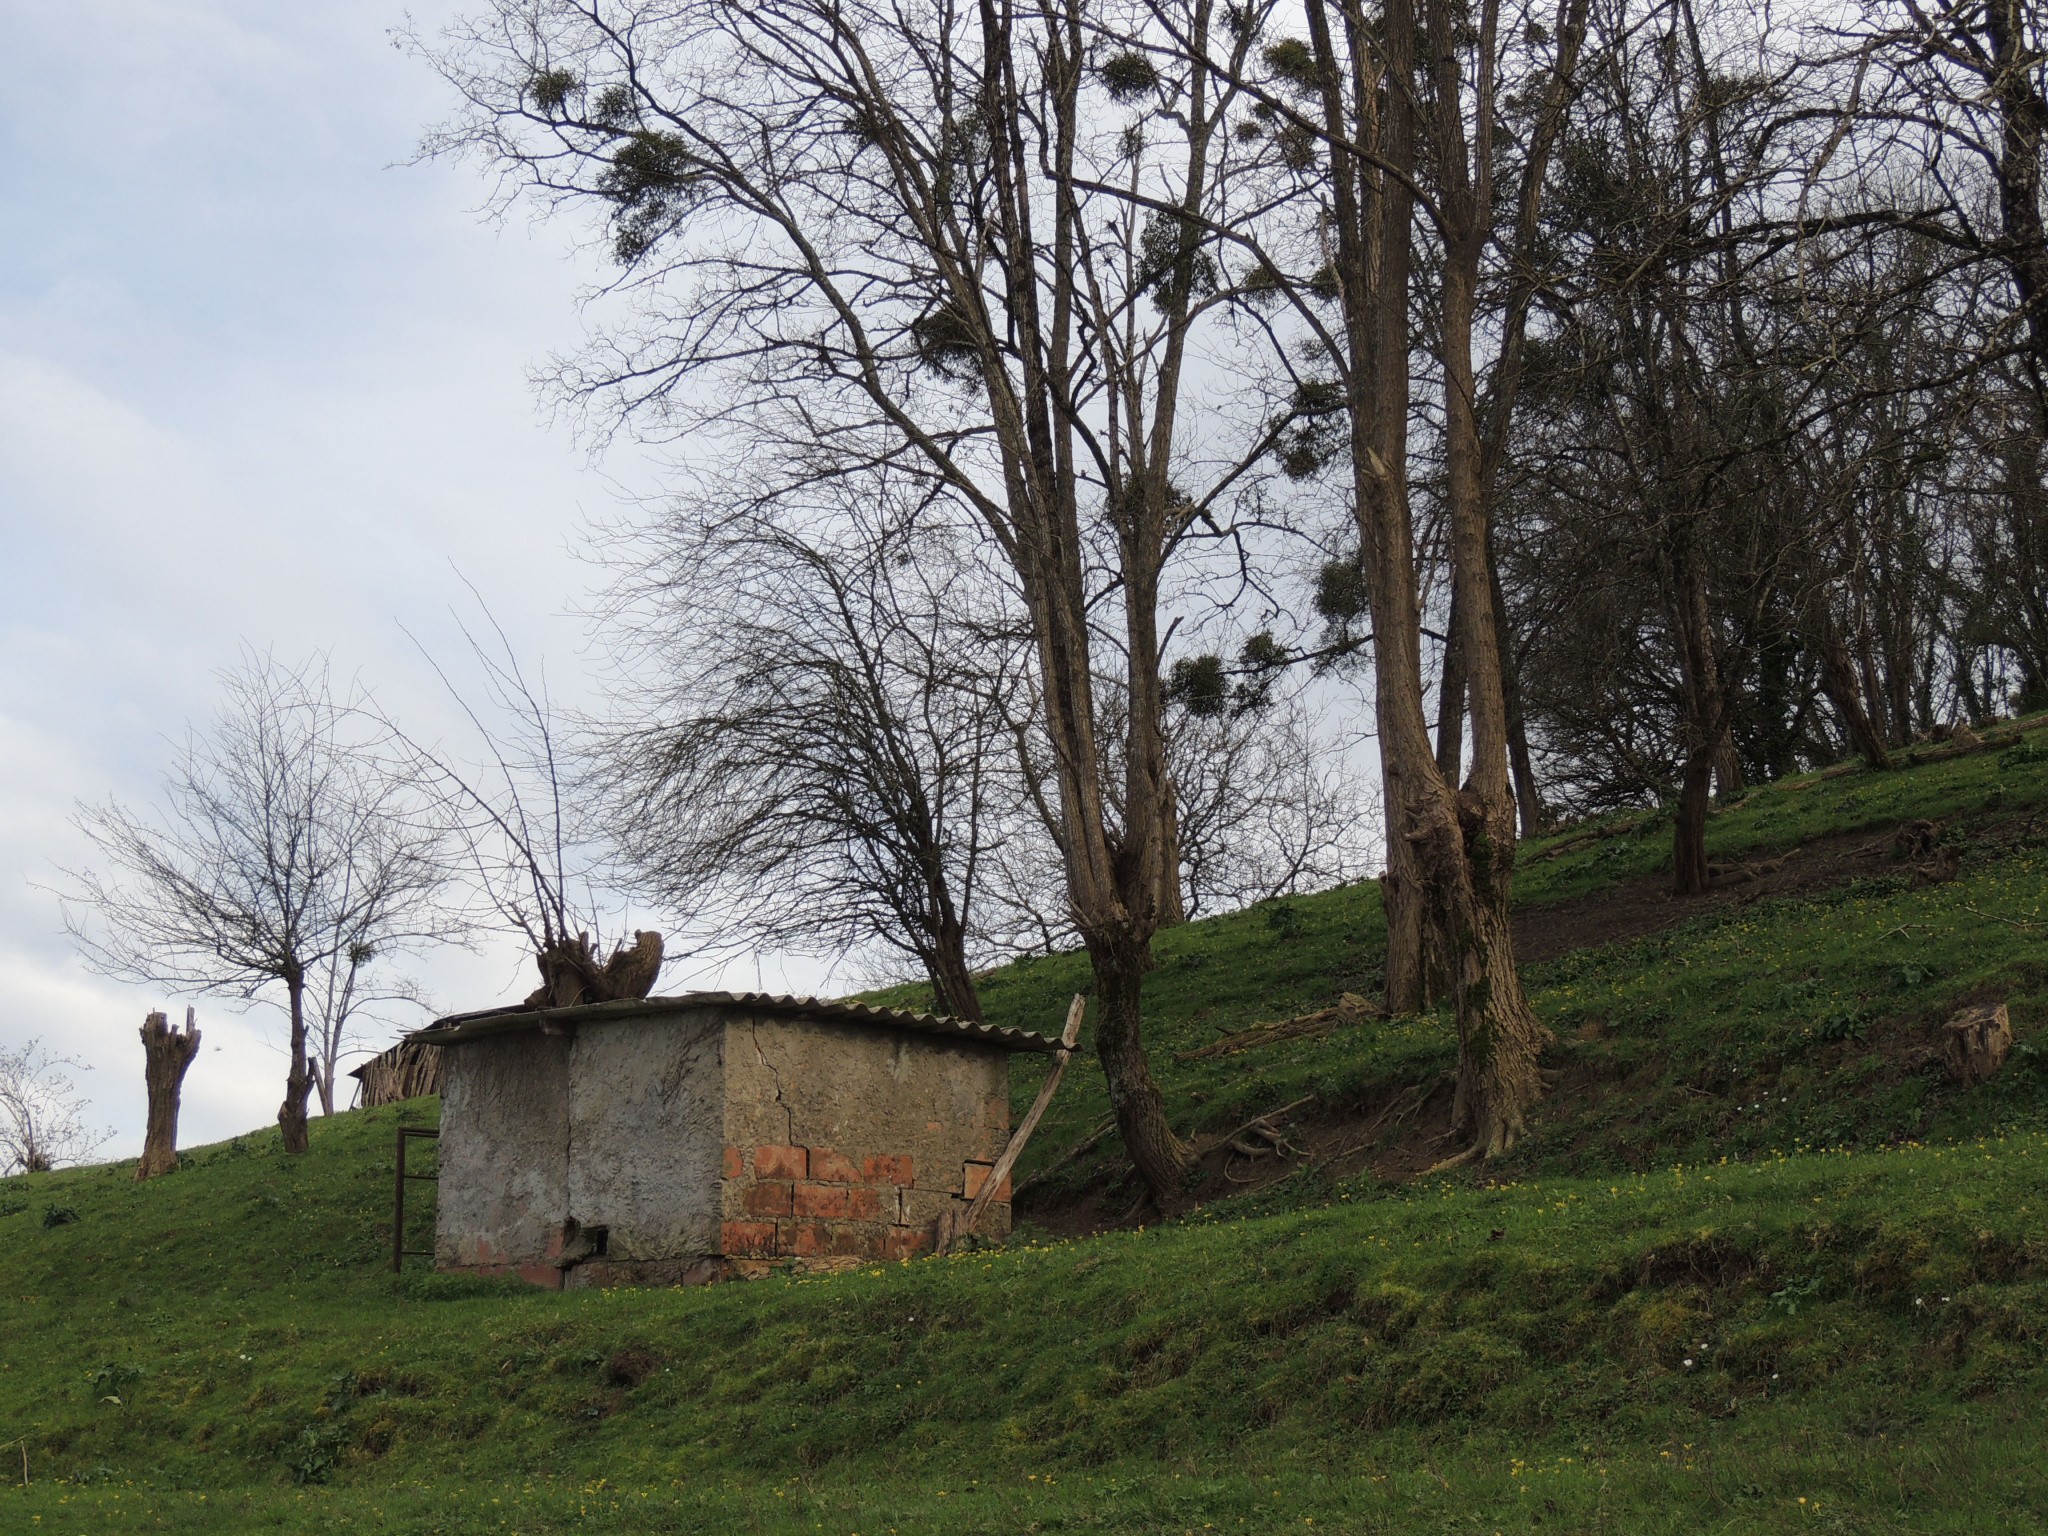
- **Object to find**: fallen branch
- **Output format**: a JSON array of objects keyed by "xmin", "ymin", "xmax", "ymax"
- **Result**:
[
  {"xmin": 1898, "ymin": 729, "xmax": 2023, "ymax": 768},
  {"xmin": 1422, "ymin": 1143, "xmax": 1483, "ymax": 1175},
  {"xmin": 1535, "ymin": 815, "xmax": 1651, "ymax": 860},
  {"xmin": 1959, "ymin": 904, "xmax": 2039, "ymax": 931},
  {"xmin": 1011, "ymin": 1114, "xmax": 1116, "ymax": 1200},
  {"xmin": 1784, "ymin": 762, "xmax": 1865, "ymax": 790},
  {"xmin": 1197, "ymin": 1095, "xmax": 1317, "ymax": 1158},
  {"xmin": 1176, "ymin": 995, "xmax": 1374, "ymax": 1061}
]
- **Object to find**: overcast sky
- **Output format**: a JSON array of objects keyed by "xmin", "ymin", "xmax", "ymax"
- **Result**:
[{"xmin": 0, "ymin": 1, "xmax": 827, "ymax": 1159}]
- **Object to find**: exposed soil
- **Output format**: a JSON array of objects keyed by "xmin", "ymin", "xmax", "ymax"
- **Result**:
[
  {"xmin": 1515, "ymin": 802, "xmax": 2048, "ymax": 967},
  {"xmin": 1019, "ymin": 1077, "xmax": 1471, "ymax": 1237},
  {"xmin": 1016, "ymin": 800, "xmax": 2048, "ymax": 1240},
  {"xmin": 1516, "ymin": 822, "xmax": 1884, "ymax": 967}
]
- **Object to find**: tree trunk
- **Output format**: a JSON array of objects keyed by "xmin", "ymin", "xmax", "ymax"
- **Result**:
[
  {"xmin": 136, "ymin": 1007, "xmax": 201, "ymax": 1181},
  {"xmin": 1672, "ymin": 742, "xmax": 1718, "ymax": 895},
  {"xmin": 524, "ymin": 930, "xmax": 666, "ymax": 1008},
  {"xmin": 1668, "ymin": 537, "xmax": 1729, "ymax": 893},
  {"xmin": 1379, "ymin": 767, "xmax": 1437, "ymax": 1014},
  {"xmin": 1491, "ymin": 560, "xmax": 1548, "ymax": 835},
  {"xmin": 1156, "ymin": 777, "xmax": 1188, "ymax": 928},
  {"xmin": 926, "ymin": 922, "xmax": 985, "ymax": 1023},
  {"xmin": 314, "ymin": 1055, "xmax": 336, "ymax": 1117},
  {"xmin": 278, "ymin": 972, "xmax": 312, "ymax": 1155},
  {"xmin": 1508, "ymin": 719, "xmax": 1546, "ymax": 837},
  {"xmin": 1301, "ymin": 0, "xmax": 1441, "ymax": 1017},
  {"xmin": 1088, "ymin": 930, "xmax": 1188, "ymax": 1204},
  {"xmin": 1817, "ymin": 629, "xmax": 1893, "ymax": 767},
  {"xmin": 1856, "ymin": 622, "xmax": 1893, "ymax": 745},
  {"xmin": 1422, "ymin": 786, "xmax": 1548, "ymax": 1154},
  {"xmin": 1713, "ymin": 730, "xmax": 1744, "ymax": 799},
  {"xmin": 1432, "ymin": 197, "xmax": 1551, "ymax": 1155}
]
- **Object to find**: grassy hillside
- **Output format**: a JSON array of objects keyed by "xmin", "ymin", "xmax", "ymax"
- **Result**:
[
  {"xmin": 6, "ymin": 731, "xmax": 2048, "ymax": 1533},
  {"xmin": 898, "ymin": 727, "xmax": 2048, "ymax": 1210}
]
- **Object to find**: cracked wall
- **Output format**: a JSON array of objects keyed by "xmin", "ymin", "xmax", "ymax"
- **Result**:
[
  {"xmin": 719, "ymin": 1016, "xmax": 1012, "ymax": 1269},
  {"xmin": 562, "ymin": 1009, "xmax": 724, "ymax": 1288}
]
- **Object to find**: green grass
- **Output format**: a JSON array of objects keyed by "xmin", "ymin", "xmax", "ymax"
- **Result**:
[
  {"xmin": 9, "ymin": 1111, "xmax": 2048, "ymax": 1532},
  {"xmin": 6, "ymin": 735, "xmax": 2048, "ymax": 1533}
]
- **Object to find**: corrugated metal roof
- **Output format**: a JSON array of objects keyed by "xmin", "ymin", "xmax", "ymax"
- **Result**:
[{"xmin": 408, "ymin": 990, "xmax": 1063, "ymax": 1055}]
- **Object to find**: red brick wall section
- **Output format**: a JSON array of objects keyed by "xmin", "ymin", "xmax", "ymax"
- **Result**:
[
  {"xmin": 722, "ymin": 1144, "xmax": 931, "ymax": 1267},
  {"xmin": 754, "ymin": 1143, "xmax": 807, "ymax": 1180},
  {"xmin": 962, "ymin": 1159, "xmax": 1013, "ymax": 1203}
]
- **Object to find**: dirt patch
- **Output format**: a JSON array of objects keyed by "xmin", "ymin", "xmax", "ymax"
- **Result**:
[
  {"xmin": 1512, "ymin": 806, "xmax": 2048, "ymax": 968},
  {"xmin": 605, "ymin": 1349, "xmax": 660, "ymax": 1388}
]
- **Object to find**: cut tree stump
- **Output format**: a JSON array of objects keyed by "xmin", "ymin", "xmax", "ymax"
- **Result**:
[
  {"xmin": 1941, "ymin": 1002, "xmax": 2013, "ymax": 1084},
  {"xmin": 137, "ymin": 1007, "xmax": 201, "ymax": 1181},
  {"xmin": 523, "ymin": 931, "xmax": 665, "ymax": 1009}
]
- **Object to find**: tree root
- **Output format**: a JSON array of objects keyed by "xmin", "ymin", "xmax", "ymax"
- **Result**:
[
  {"xmin": 1195, "ymin": 1095, "xmax": 1316, "ymax": 1158},
  {"xmin": 1422, "ymin": 1143, "xmax": 1483, "ymax": 1175}
]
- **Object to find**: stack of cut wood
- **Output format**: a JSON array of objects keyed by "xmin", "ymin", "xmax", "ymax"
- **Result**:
[{"xmin": 351, "ymin": 1040, "xmax": 443, "ymax": 1108}]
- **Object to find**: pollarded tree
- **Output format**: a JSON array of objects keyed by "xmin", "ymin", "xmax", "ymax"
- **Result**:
[{"xmin": 59, "ymin": 655, "xmax": 465, "ymax": 1154}]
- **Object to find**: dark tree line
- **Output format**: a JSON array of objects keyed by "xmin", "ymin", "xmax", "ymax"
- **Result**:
[{"xmin": 1494, "ymin": 0, "xmax": 2048, "ymax": 882}]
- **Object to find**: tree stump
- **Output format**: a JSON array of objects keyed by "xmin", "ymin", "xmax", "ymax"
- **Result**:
[
  {"xmin": 1911, "ymin": 846, "xmax": 1961, "ymax": 887},
  {"xmin": 137, "ymin": 1007, "xmax": 201, "ymax": 1180},
  {"xmin": 1893, "ymin": 820, "xmax": 1940, "ymax": 861},
  {"xmin": 1941, "ymin": 1003, "xmax": 2012, "ymax": 1085}
]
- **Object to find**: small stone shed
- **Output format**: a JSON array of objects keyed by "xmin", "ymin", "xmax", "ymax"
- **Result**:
[{"xmin": 407, "ymin": 991, "xmax": 1057, "ymax": 1289}]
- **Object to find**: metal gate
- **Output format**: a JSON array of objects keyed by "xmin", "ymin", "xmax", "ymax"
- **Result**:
[{"xmin": 390, "ymin": 1126, "xmax": 439, "ymax": 1271}]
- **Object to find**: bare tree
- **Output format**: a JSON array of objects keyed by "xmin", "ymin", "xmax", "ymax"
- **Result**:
[
  {"xmin": 0, "ymin": 1040, "xmax": 112, "ymax": 1175},
  {"xmin": 592, "ymin": 474, "xmax": 1044, "ymax": 1020},
  {"xmin": 1851, "ymin": 0, "xmax": 2047, "ymax": 401},
  {"xmin": 59, "ymin": 654, "xmax": 465, "ymax": 1154},
  {"xmin": 302, "ymin": 937, "xmax": 429, "ymax": 1115},
  {"xmin": 1172, "ymin": 697, "xmax": 1378, "ymax": 916},
  {"xmin": 1158, "ymin": 645, "xmax": 1380, "ymax": 914},
  {"xmin": 1494, "ymin": 0, "xmax": 2008, "ymax": 838},
  {"xmin": 1162, "ymin": 0, "xmax": 1586, "ymax": 1151},
  {"xmin": 136, "ymin": 1007, "xmax": 202, "ymax": 1180}
]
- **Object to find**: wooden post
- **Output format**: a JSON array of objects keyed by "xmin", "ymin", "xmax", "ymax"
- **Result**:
[
  {"xmin": 938, "ymin": 995, "xmax": 1086, "ymax": 1253},
  {"xmin": 135, "ymin": 1007, "xmax": 201, "ymax": 1181}
]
